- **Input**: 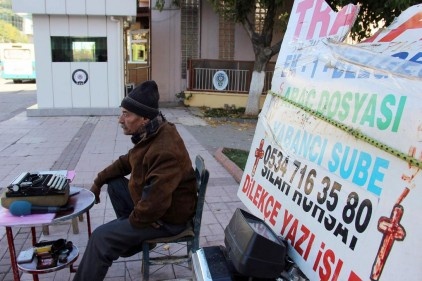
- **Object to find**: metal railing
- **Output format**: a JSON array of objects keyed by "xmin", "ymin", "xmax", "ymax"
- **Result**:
[
  {"xmin": 194, "ymin": 68, "xmax": 250, "ymax": 92},
  {"xmin": 187, "ymin": 59, "xmax": 274, "ymax": 94}
]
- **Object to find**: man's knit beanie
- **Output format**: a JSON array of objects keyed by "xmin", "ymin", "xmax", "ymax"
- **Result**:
[{"xmin": 121, "ymin": 80, "xmax": 160, "ymax": 119}]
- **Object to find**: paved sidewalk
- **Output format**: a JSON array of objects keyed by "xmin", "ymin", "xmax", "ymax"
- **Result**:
[{"xmin": 0, "ymin": 107, "xmax": 255, "ymax": 281}]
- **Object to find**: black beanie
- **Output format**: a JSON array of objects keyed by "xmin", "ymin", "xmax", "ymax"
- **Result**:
[{"xmin": 121, "ymin": 80, "xmax": 160, "ymax": 119}]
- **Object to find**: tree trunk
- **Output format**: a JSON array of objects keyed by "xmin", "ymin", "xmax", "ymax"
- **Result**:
[
  {"xmin": 244, "ymin": 50, "xmax": 269, "ymax": 116},
  {"xmin": 245, "ymin": 71, "xmax": 265, "ymax": 116}
]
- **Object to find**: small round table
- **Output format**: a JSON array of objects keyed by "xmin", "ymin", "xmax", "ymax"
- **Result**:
[
  {"xmin": 17, "ymin": 245, "xmax": 79, "ymax": 274},
  {"xmin": 1, "ymin": 187, "xmax": 95, "ymax": 281}
]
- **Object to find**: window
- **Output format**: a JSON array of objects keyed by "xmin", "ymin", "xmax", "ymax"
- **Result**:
[
  {"xmin": 255, "ymin": 2, "xmax": 267, "ymax": 34},
  {"xmin": 128, "ymin": 29, "xmax": 149, "ymax": 63},
  {"xmin": 4, "ymin": 48, "xmax": 31, "ymax": 60},
  {"xmin": 218, "ymin": 3, "xmax": 235, "ymax": 60},
  {"xmin": 181, "ymin": 0, "xmax": 200, "ymax": 79},
  {"xmin": 51, "ymin": 37, "xmax": 107, "ymax": 62}
]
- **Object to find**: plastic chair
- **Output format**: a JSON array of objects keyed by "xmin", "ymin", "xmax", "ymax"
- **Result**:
[{"xmin": 141, "ymin": 155, "xmax": 210, "ymax": 281}]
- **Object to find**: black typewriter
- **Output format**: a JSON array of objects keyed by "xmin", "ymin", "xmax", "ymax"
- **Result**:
[{"xmin": 5, "ymin": 172, "xmax": 69, "ymax": 197}]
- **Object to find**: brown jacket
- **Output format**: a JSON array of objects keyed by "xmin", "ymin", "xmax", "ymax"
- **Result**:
[{"xmin": 94, "ymin": 121, "xmax": 198, "ymax": 228}]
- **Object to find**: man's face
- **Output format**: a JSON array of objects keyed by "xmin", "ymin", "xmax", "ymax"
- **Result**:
[{"xmin": 118, "ymin": 108, "xmax": 149, "ymax": 135}]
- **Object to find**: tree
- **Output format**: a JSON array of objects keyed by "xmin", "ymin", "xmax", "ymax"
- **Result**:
[
  {"xmin": 208, "ymin": 0, "xmax": 420, "ymax": 116},
  {"xmin": 0, "ymin": 0, "xmax": 29, "ymax": 43},
  {"xmin": 0, "ymin": 20, "xmax": 29, "ymax": 43}
]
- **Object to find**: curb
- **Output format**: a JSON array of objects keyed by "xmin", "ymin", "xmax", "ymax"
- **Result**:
[{"xmin": 214, "ymin": 147, "xmax": 244, "ymax": 183}]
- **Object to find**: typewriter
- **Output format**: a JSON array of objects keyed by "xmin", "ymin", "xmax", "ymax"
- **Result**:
[
  {"xmin": 5, "ymin": 172, "xmax": 69, "ymax": 197},
  {"xmin": 1, "ymin": 172, "xmax": 71, "ymax": 208}
]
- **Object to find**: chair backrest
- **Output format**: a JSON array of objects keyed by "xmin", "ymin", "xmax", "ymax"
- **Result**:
[{"xmin": 192, "ymin": 155, "xmax": 210, "ymax": 252}]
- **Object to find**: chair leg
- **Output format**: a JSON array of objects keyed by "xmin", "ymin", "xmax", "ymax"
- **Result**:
[
  {"xmin": 42, "ymin": 217, "xmax": 81, "ymax": 235},
  {"xmin": 142, "ymin": 243, "xmax": 150, "ymax": 281},
  {"xmin": 187, "ymin": 241, "xmax": 193, "ymax": 270},
  {"xmin": 71, "ymin": 217, "xmax": 79, "ymax": 234},
  {"xmin": 42, "ymin": 225, "xmax": 49, "ymax": 235}
]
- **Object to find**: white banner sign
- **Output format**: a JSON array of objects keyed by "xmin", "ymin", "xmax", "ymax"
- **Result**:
[{"xmin": 238, "ymin": 1, "xmax": 422, "ymax": 280}]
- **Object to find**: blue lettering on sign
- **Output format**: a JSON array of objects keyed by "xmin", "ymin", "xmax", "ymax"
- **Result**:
[
  {"xmin": 272, "ymin": 122, "xmax": 328, "ymax": 166},
  {"xmin": 281, "ymin": 51, "xmax": 422, "ymax": 79},
  {"xmin": 328, "ymin": 142, "xmax": 389, "ymax": 197}
]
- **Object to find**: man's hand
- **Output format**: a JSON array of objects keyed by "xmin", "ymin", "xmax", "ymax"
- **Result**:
[
  {"xmin": 151, "ymin": 222, "xmax": 161, "ymax": 229},
  {"xmin": 90, "ymin": 184, "xmax": 101, "ymax": 204}
]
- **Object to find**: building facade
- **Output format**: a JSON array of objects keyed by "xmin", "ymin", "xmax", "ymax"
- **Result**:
[{"xmin": 12, "ymin": 0, "xmax": 271, "ymax": 115}]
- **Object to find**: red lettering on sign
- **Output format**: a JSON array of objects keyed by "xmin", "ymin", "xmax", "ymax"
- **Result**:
[
  {"xmin": 242, "ymin": 174, "xmax": 251, "ymax": 193},
  {"xmin": 294, "ymin": 0, "xmax": 314, "ymax": 40},
  {"xmin": 313, "ymin": 241, "xmax": 344, "ymax": 281},
  {"xmin": 379, "ymin": 12, "xmax": 422, "ymax": 42},
  {"xmin": 241, "ymin": 174, "xmax": 281, "ymax": 226},
  {"xmin": 329, "ymin": 5, "xmax": 359, "ymax": 36},
  {"xmin": 294, "ymin": 224, "xmax": 316, "ymax": 261},
  {"xmin": 348, "ymin": 271, "xmax": 362, "ymax": 281},
  {"xmin": 253, "ymin": 183, "xmax": 262, "ymax": 206},
  {"xmin": 294, "ymin": 0, "xmax": 358, "ymax": 40},
  {"xmin": 306, "ymin": 0, "xmax": 331, "ymax": 39},
  {"xmin": 280, "ymin": 210, "xmax": 316, "ymax": 261}
]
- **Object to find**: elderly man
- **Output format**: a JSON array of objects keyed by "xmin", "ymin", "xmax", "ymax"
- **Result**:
[{"xmin": 73, "ymin": 80, "xmax": 198, "ymax": 281}]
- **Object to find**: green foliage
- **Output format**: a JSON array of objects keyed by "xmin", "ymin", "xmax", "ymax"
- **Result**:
[
  {"xmin": 0, "ymin": 0, "xmax": 12, "ymax": 9},
  {"xmin": 207, "ymin": 0, "xmax": 419, "ymax": 42},
  {"xmin": 175, "ymin": 91, "xmax": 192, "ymax": 101},
  {"xmin": 202, "ymin": 106, "xmax": 255, "ymax": 119},
  {"xmin": 327, "ymin": 0, "xmax": 421, "ymax": 41},
  {"xmin": 0, "ymin": 20, "xmax": 28, "ymax": 43},
  {"xmin": 155, "ymin": 0, "xmax": 166, "ymax": 11},
  {"xmin": 155, "ymin": 0, "xmax": 181, "ymax": 11},
  {"xmin": 0, "ymin": 0, "xmax": 29, "ymax": 43},
  {"xmin": 222, "ymin": 148, "xmax": 249, "ymax": 171}
]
